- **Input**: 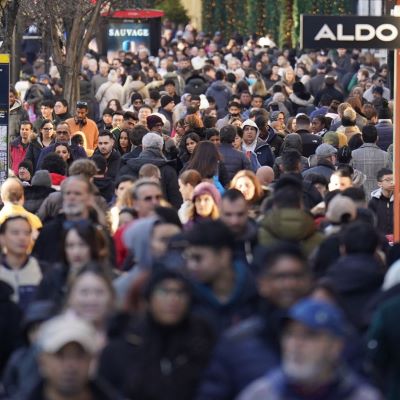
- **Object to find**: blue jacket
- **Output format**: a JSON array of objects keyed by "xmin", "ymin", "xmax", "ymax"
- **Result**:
[
  {"xmin": 375, "ymin": 120, "xmax": 393, "ymax": 151},
  {"xmin": 196, "ymin": 316, "xmax": 280, "ymax": 400},
  {"xmin": 37, "ymin": 142, "xmax": 87, "ymax": 169},
  {"xmin": 219, "ymin": 143, "xmax": 252, "ymax": 181},
  {"xmin": 206, "ymin": 81, "xmax": 232, "ymax": 119},
  {"xmin": 238, "ymin": 367, "xmax": 382, "ymax": 400},
  {"xmin": 190, "ymin": 261, "xmax": 259, "ymax": 335}
]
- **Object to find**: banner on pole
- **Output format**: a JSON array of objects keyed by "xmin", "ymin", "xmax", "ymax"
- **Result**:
[{"xmin": 0, "ymin": 54, "xmax": 10, "ymax": 184}]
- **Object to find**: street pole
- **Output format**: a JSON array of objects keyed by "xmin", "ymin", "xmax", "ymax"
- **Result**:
[{"xmin": 394, "ymin": 3, "xmax": 400, "ymax": 242}]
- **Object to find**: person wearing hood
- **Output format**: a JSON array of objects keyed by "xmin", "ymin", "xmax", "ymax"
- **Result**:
[
  {"xmin": 326, "ymin": 221, "xmax": 384, "ymax": 332},
  {"xmin": 114, "ymin": 214, "xmax": 182, "ymax": 307},
  {"xmin": 123, "ymin": 70, "xmax": 149, "ymax": 105},
  {"xmin": 259, "ymin": 177, "xmax": 324, "ymax": 257},
  {"xmin": 185, "ymin": 220, "xmax": 259, "ymax": 335},
  {"xmin": 100, "ymin": 267, "xmax": 215, "ymax": 400},
  {"xmin": 289, "ymin": 81, "xmax": 315, "ymax": 115},
  {"xmin": 206, "ymin": 69, "xmax": 232, "ymax": 119},
  {"xmin": 24, "ymin": 170, "xmax": 55, "ymax": 214},
  {"xmin": 95, "ymin": 69, "xmax": 124, "ymax": 115},
  {"xmin": 9, "ymin": 86, "xmax": 29, "ymax": 141},
  {"xmin": 273, "ymin": 133, "xmax": 309, "ymax": 177},
  {"xmin": 119, "ymin": 132, "xmax": 182, "ymax": 209},
  {"xmin": 241, "ymin": 119, "xmax": 274, "ymax": 171}
]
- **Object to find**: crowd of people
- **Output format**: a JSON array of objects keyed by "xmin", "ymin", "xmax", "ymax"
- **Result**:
[{"xmin": 1, "ymin": 23, "xmax": 399, "ymax": 399}]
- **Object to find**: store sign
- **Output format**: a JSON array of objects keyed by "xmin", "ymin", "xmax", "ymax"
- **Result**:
[
  {"xmin": 301, "ymin": 15, "xmax": 400, "ymax": 49},
  {"xmin": 0, "ymin": 54, "xmax": 9, "ymax": 183}
]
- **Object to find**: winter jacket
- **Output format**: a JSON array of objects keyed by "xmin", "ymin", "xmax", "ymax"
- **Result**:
[
  {"xmin": 351, "ymin": 143, "xmax": 391, "ymax": 199},
  {"xmin": 0, "ymin": 281, "xmax": 22, "ymax": 376},
  {"xmin": 184, "ymin": 75, "xmax": 208, "ymax": 95},
  {"xmin": 326, "ymin": 254, "xmax": 385, "ymax": 332},
  {"xmin": 98, "ymin": 314, "xmax": 215, "ymax": 400},
  {"xmin": 23, "ymin": 185, "xmax": 55, "ymax": 214},
  {"xmin": 241, "ymin": 119, "xmax": 275, "ymax": 170},
  {"xmin": 10, "ymin": 137, "xmax": 29, "ymax": 174},
  {"xmin": 219, "ymin": 143, "xmax": 252, "ymax": 181},
  {"xmin": 123, "ymin": 78, "xmax": 149, "ymax": 105},
  {"xmin": 93, "ymin": 176, "xmax": 115, "ymax": 203},
  {"xmin": 288, "ymin": 92, "xmax": 315, "ymax": 115},
  {"xmin": 37, "ymin": 142, "xmax": 87, "ymax": 169},
  {"xmin": 265, "ymin": 129, "xmax": 284, "ymax": 157},
  {"xmin": 368, "ymin": 188, "xmax": 393, "ymax": 235},
  {"xmin": 375, "ymin": 120, "xmax": 393, "ymax": 151},
  {"xmin": 24, "ymin": 136, "xmax": 48, "ymax": 171},
  {"xmin": 0, "ymin": 203, "xmax": 42, "ymax": 231},
  {"xmin": 119, "ymin": 148, "xmax": 182, "ymax": 209},
  {"xmin": 96, "ymin": 71, "xmax": 124, "ymax": 115},
  {"xmin": 238, "ymin": 367, "xmax": 382, "ymax": 400},
  {"xmin": 206, "ymin": 81, "xmax": 232, "ymax": 118},
  {"xmin": 296, "ymin": 129, "xmax": 322, "ymax": 158},
  {"xmin": 92, "ymin": 149, "xmax": 121, "ymax": 180},
  {"xmin": 0, "ymin": 256, "xmax": 44, "ymax": 312},
  {"xmin": 190, "ymin": 260, "xmax": 259, "ymax": 335},
  {"xmin": 367, "ymin": 295, "xmax": 400, "ymax": 400},
  {"xmin": 196, "ymin": 312, "xmax": 281, "ymax": 400},
  {"xmin": 259, "ymin": 208, "xmax": 324, "ymax": 256},
  {"xmin": 9, "ymin": 100, "xmax": 29, "ymax": 140},
  {"xmin": 302, "ymin": 159, "xmax": 336, "ymax": 180}
]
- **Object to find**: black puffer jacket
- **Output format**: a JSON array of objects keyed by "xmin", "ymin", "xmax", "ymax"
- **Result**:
[
  {"xmin": 98, "ymin": 314, "xmax": 215, "ymax": 400},
  {"xmin": 24, "ymin": 185, "xmax": 55, "ymax": 214},
  {"xmin": 119, "ymin": 148, "xmax": 182, "ymax": 208}
]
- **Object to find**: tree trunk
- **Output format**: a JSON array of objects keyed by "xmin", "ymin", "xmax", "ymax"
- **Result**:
[{"xmin": 0, "ymin": 0, "xmax": 20, "ymax": 53}]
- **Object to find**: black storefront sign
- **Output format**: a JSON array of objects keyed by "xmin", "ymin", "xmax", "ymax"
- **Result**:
[{"xmin": 301, "ymin": 15, "xmax": 400, "ymax": 49}]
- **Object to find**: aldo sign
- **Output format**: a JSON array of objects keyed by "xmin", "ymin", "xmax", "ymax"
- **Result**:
[{"xmin": 300, "ymin": 15, "xmax": 400, "ymax": 49}]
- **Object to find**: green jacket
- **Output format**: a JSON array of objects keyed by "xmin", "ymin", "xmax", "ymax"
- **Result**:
[{"xmin": 258, "ymin": 208, "xmax": 324, "ymax": 256}]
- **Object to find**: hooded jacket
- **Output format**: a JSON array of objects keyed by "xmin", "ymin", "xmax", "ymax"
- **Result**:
[
  {"xmin": 113, "ymin": 217, "xmax": 159, "ymax": 306},
  {"xmin": 184, "ymin": 74, "xmax": 208, "ymax": 95},
  {"xmin": 327, "ymin": 254, "xmax": 384, "ymax": 331},
  {"xmin": 191, "ymin": 260, "xmax": 259, "ymax": 335},
  {"xmin": 368, "ymin": 188, "xmax": 393, "ymax": 235},
  {"xmin": 259, "ymin": 208, "xmax": 324, "ymax": 256},
  {"xmin": 119, "ymin": 147, "xmax": 182, "ymax": 208},
  {"xmin": 241, "ymin": 119, "xmax": 274, "ymax": 170},
  {"xmin": 206, "ymin": 81, "xmax": 232, "ymax": 118},
  {"xmin": 274, "ymin": 133, "xmax": 310, "ymax": 174}
]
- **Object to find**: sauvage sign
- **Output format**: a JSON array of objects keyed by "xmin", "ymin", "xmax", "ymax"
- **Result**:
[{"xmin": 301, "ymin": 15, "xmax": 400, "ymax": 49}]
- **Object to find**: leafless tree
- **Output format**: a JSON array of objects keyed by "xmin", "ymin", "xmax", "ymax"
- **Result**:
[
  {"xmin": 19, "ymin": 0, "xmax": 126, "ymax": 108},
  {"xmin": 0, "ymin": 0, "xmax": 20, "ymax": 53}
]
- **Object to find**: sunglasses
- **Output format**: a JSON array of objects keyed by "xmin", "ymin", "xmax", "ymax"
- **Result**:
[
  {"xmin": 56, "ymin": 130, "xmax": 69, "ymax": 135},
  {"xmin": 76, "ymin": 101, "xmax": 88, "ymax": 108}
]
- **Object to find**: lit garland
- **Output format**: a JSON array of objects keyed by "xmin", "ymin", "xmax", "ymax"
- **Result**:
[{"xmin": 201, "ymin": 0, "xmax": 354, "ymax": 46}]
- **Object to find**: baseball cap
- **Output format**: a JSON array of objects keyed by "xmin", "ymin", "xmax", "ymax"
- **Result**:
[
  {"xmin": 37, "ymin": 314, "xmax": 98, "ymax": 354},
  {"xmin": 315, "ymin": 143, "xmax": 337, "ymax": 157},
  {"xmin": 286, "ymin": 298, "xmax": 347, "ymax": 338},
  {"xmin": 326, "ymin": 194, "xmax": 357, "ymax": 224}
]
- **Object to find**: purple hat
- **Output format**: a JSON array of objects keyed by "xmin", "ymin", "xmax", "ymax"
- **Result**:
[{"xmin": 192, "ymin": 182, "xmax": 221, "ymax": 205}]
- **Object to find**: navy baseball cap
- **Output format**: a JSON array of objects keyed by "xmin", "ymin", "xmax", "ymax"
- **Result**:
[{"xmin": 285, "ymin": 298, "xmax": 347, "ymax": 338}]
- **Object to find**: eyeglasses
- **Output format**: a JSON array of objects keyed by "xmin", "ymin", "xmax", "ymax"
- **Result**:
[
  {"xmin": 142, "ymin": 194, "xmax": 162, "ymax": 202},
  {"xmin": 183, "ymin": 250, "xmax": 204, "ymax": 262},
  {"xmin": 42, "ymin": 127, "xmax": 53, "ymax": 131},
  {"xmin": 56, "ymin": 130, "xmax": 69, "ymax": 135}
]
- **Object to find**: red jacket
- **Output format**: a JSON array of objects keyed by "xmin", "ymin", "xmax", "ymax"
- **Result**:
[{"xmin": 10, "ymin": 137, "xmax": 29, "ymax": 174}]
